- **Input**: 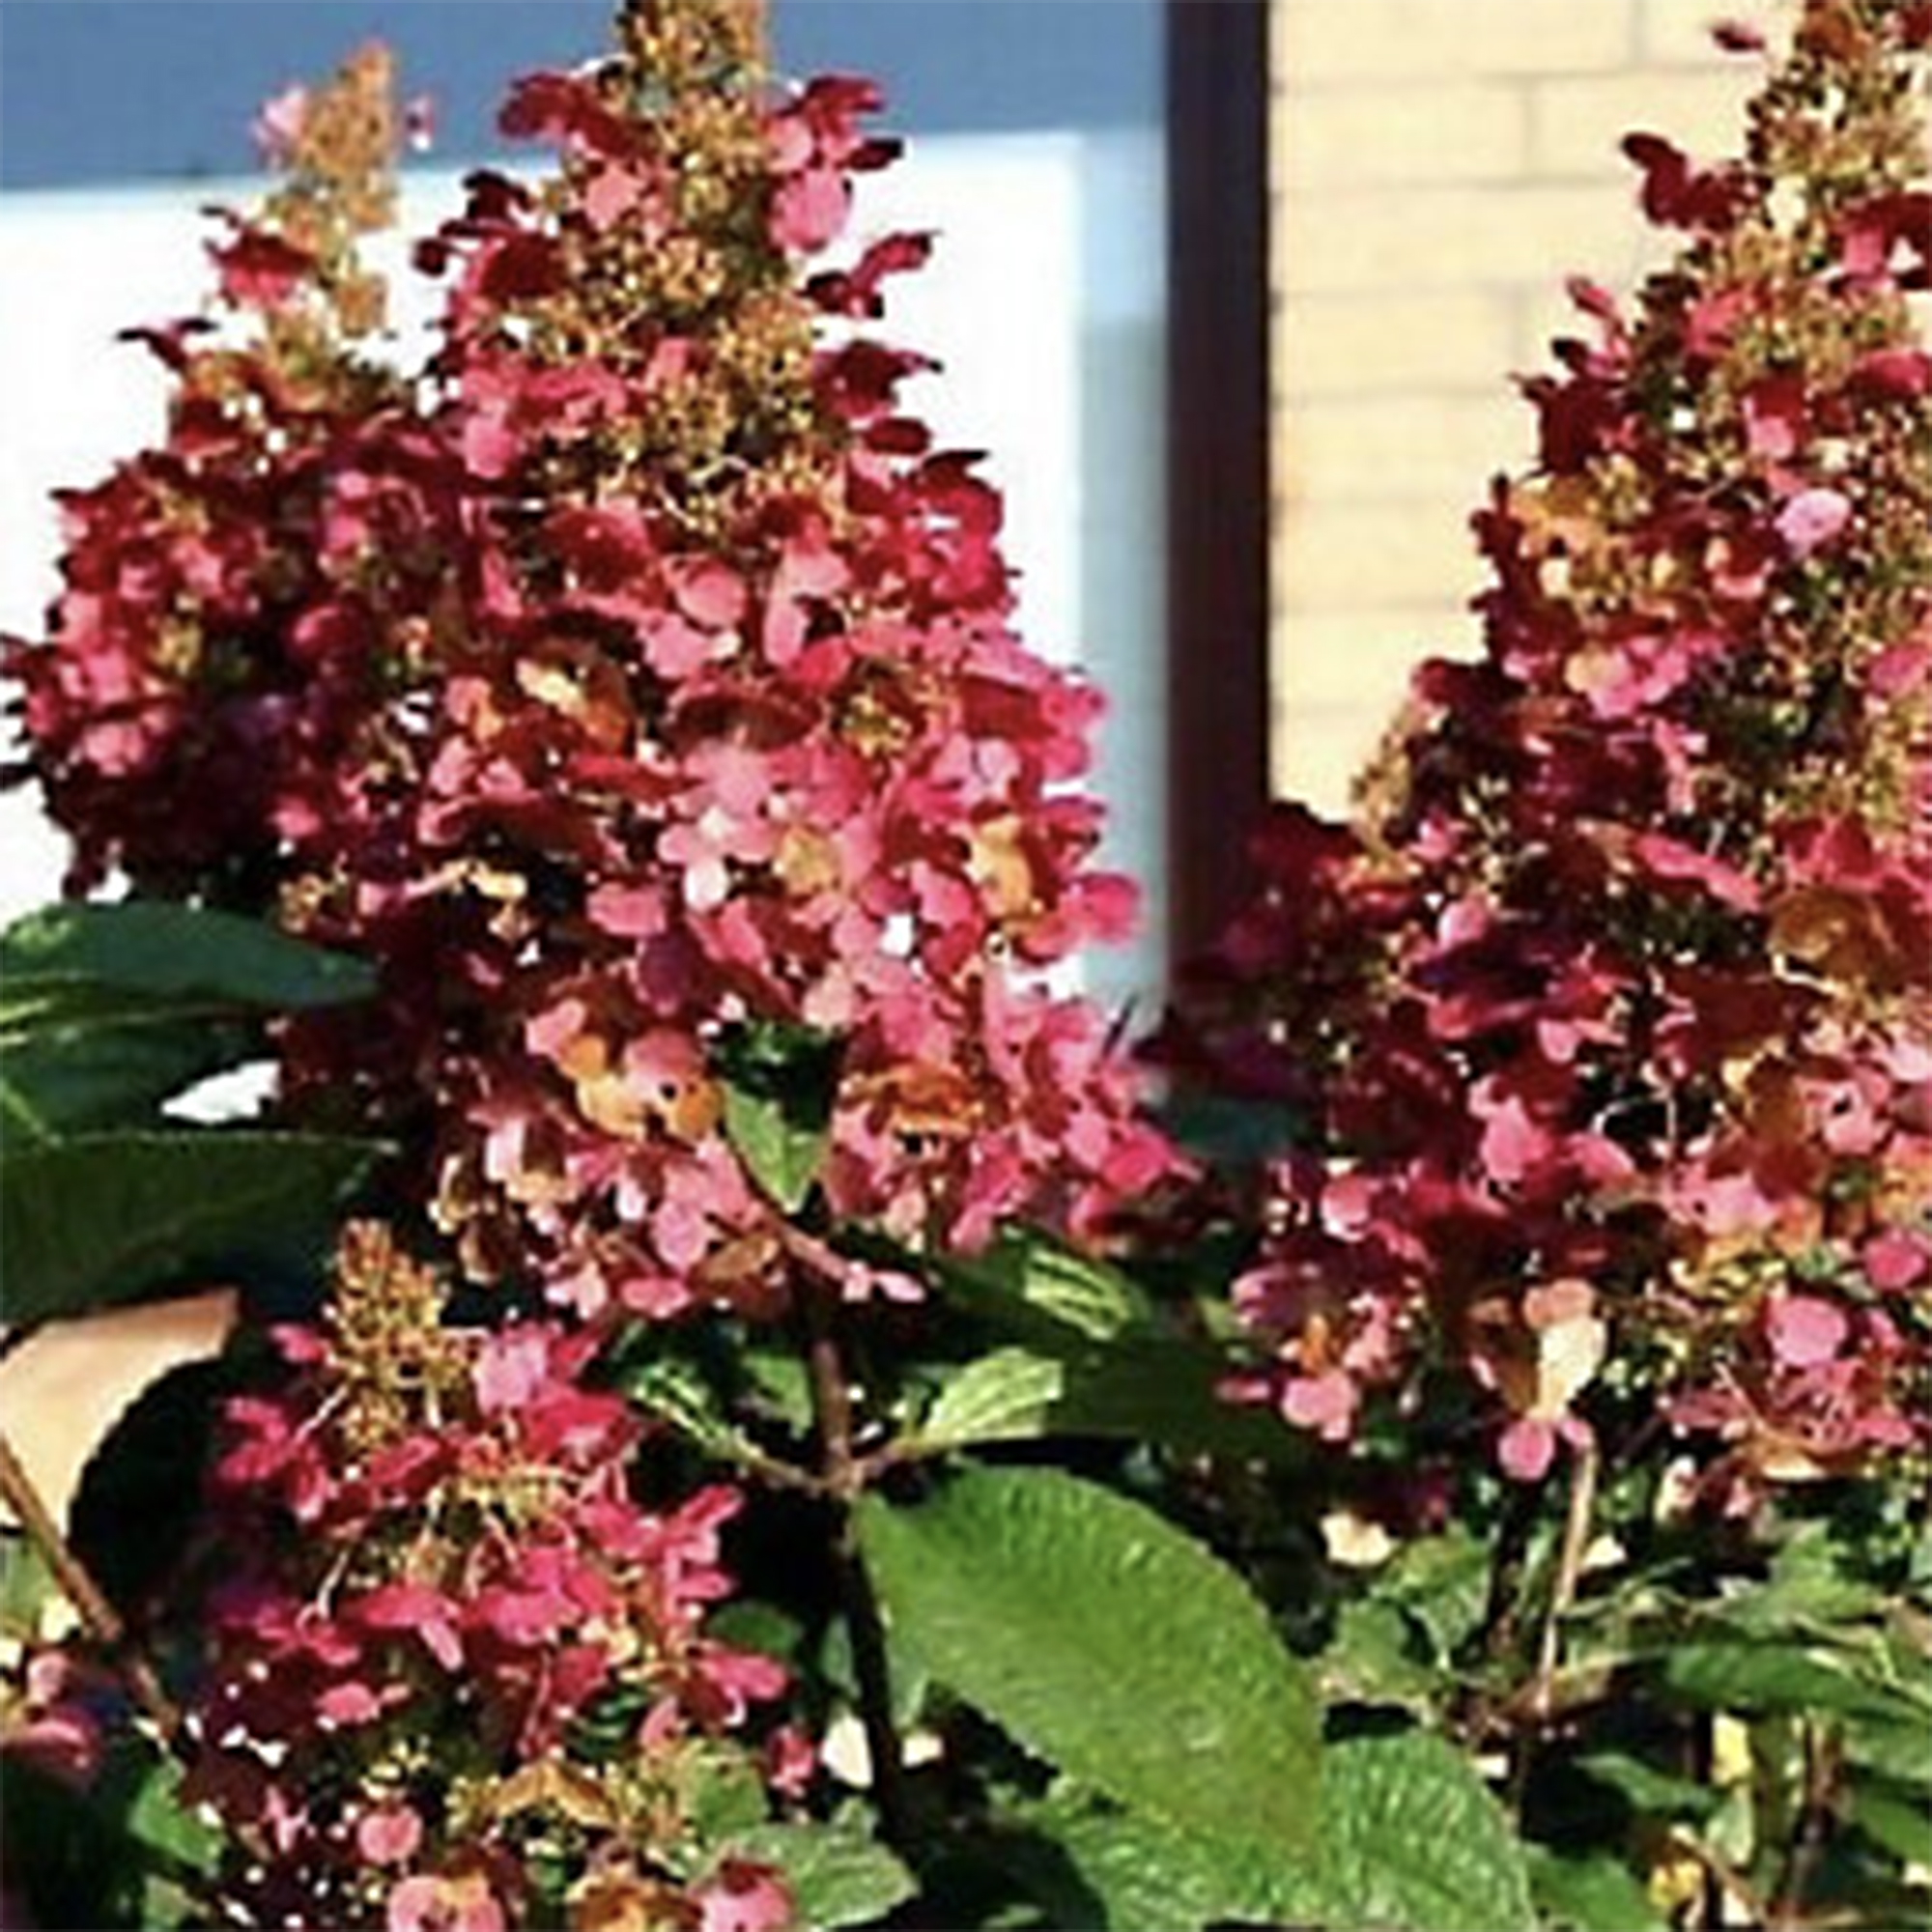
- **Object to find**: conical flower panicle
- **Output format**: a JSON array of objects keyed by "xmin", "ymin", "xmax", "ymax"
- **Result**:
[
  {"xmin": 185, "ymin": 1224, "xmax": 796, "ymax": 1932},
  {"xmin": 1187, "ymin": 0, "xmax": 1931, "ymax": 1506},
  {"xmin": 4, "ymin": 8, "xmax": 1176, "ymax": 1321},
  {"xmin": 2, "ymin": 45, "xmax": 413, "ymax": 901}
]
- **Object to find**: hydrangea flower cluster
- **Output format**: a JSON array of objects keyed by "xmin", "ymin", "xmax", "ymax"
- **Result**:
[
  {"xmin": 186, "ymin": 1224, "xmax": 798, "ymax": 1932},
  {"xmin": 4, "ymin": 0, "xmax": 1174, "ymax": 1324},
  {"xmin": 1177, "ymin": 0, "xmax": 1932, "ymax": 1508}
]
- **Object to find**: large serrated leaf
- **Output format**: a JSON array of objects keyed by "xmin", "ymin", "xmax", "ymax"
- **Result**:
[
  {"xmin": 1009, "ymin": 1735, "xmax": 1537, "ymax": 1932},
  {"xmin": 0, "ymin": 900, "xmax": 374, "ymax": 1015},
  {"xmin": 856, "ymin": 1464, "xmax": 1320, "ymax": 1857},
  {"xmin": 1004, "ymin": 1795, "xmax": 1321, "ymax": 1932},
  {"xmin": 724, "ymin": 1821, "xmax": 917, "ymax": 1930},
  {"xmin": 1, "ymin": 1129, "xmax": 377, "ymax": 1324},
  {"xmin": 1317, "ymin": 1731, "xmax": 1537, "ymax": 1932}
]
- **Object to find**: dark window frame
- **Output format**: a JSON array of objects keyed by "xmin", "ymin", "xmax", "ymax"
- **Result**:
[{"xmin": 1164, "ymin": 0, "xmax": 1272, "ymax": 968}]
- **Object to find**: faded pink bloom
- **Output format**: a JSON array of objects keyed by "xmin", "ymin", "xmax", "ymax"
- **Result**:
[
  {"xmin": 697, "ymin": 1861, "xmax": 792, "ymax": 1932},
  {"xmin": 251, "ymin": 83, "xmax": 309, "ymax": 163},
  {"xmin": 1774, "ymin": 485, "xmax": 1853, "ymax": 556},
  {"xmin": 1765, "ymin": 1294, "xmax": 1850, "ymax": 1369}
]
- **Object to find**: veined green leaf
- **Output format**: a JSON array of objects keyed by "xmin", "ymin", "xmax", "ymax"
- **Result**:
[
  {"xmin": 1009, "ymin": 1732, "xmax": 1537, "ymax": 1932},
  {"xmin": 0, "ymin": 900, "xmax": 373, "ymax": 1017},
  {"xmin": 1, "ymin": 1004, "xmax": 257, "ymax": 1139},
  {"xmin": 857, "ymin": 1463, "xmax": 1320, "ymax": 1857},
  {"xmin": 933, "ymin": 1232, "xmax": 1152, "ymax": 1345},
  {"xmin": 1003, "ymin": 1794, "xmax": 1318, "ymax": 1932},
  {"xmin": 1315, "ymin": 1730, "xmax": 1537, "ymax": 1932},
  {"xmin": 1662, "ymin": 1641, "xmax": 1903, "ymax": 1722},
  {"xmin": 911, "ymin": 1333, "xmax": 1299, "ymax": 1465},
  {"xmin": 1, "ymin": 1129, "xmax": 377, "ymax": 1324},
  {"xmin": 1528, "ymin": 1847, "xmax": 1668, "ymax": 1932},
  {"xmin": 1575, "ymin": 1750, "xmax": 1719, "ymax": 1822},
  {"xmin": 916, "ymin": 1348, "xmax": 1067, "ymax": 1450}
]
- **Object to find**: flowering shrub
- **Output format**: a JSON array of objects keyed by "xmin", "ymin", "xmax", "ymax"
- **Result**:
[
  {"xmin": 5, "ymin": 0, "xmax": 1170, "ymax": 1327},
  {"xmin": 1177, "ymin": 0, "xmax": 1932, "ymax": 1512},
  {"xmin": 3, "ymin": 2, "xmax": 1930, "ymax": 1930}
]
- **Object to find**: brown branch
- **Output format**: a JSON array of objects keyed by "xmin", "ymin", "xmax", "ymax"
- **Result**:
[
  {"xmin": 1773, "ymin": 1719, "xmax": 1837, "ymax": 1932},
  {"xmin": 0, "ymin": 1425, "xmax": 184, "ymax": 1747},
  {"xmin": 1532, "ymin": 1430, "xmax": 1601, "ymax": 1723},
  {"xmin": 795, "ymin": 1280, "xmax": 916, "ymax": 1851}
]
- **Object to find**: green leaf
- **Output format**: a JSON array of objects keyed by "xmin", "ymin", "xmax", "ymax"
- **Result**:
[
  {"xmin": 118, "ymin": 1755, "xmax": 222, "ymax": 1877},
  {"xmin": 1, "ymin": 1001, "xmax": 257, "ymax": 1139},
  {"xmin": 0, "ymin": 1535, "xmax": 57, "ymax": 1637},
  {"xmin": 1662, "ymin": 1641, "xmax": 1900, "ymax": 1722},
  {"xmin": 1044, "ymin": 1333, "xmax": 1307, "ymax": 1464},
  {"xmin": 912, "ymin": 1336, "xmax": 1301, "ymax": 1466},
  {"xmin": 1528, "ymin": 1848, "xmax": 1668, "ymax": 1932},
  {"xmin": 714, "ymin": 1021, "xmax": 840, "ymax": 1212},
  {"xmin": 0, "ymin": 900, "xmax": 374, "ymax": 1016},
  {"xmin": 1373, "ymin": 1527, "xmax": 1492, "ymax": 1662},
  {"xmin": 1846, "ymin": 1716, "xmax": 1932, "ymax": 1788},
  {"xmin": 725, "ymin": 1821, "xmax": 917, "ymax": 1931},
  {"xmin": 1, "ymin": 1129, "xmax": 377, "ymax": 1324},
  {"xmin": 1575, "ymin": 1750, "xmax": 1719, "ymax": 1822},
  {"xmin": 933, "ymin": 1233, "xmax": 1152, "ymax": 1345},
  {"xmin": 620, "ymin": 1355, "xmax": 765, "ymax": 1464},
  {"xmin": 684, "ymin": 1749, "xmax": 772, "ymax": 1845},
  {"xmin": 1849, "ymin": 1781, "xmax": 1932, "ymax": 1865},
  {"xmin": 1005, "ymin": 1794, "xmax": 1318, "ymax": 1932},
  {"xmin": 740, "ymin": 1342, "xmax": 814, "ymax": 1433},
  {"xmin": 1320, "ymin": 1600, "xmax": 1443, "ymax": 1711},
  {"xmin": 1014, "ymin": 1735, "xmax": 1537, "ymax": 1932},
  {"xmin": 1315, "ymin": 1731, "xmax": 1537, "ymax": 1932},
  {"xmin": 856, "ymin": 1464, "xmax": 1320, "ymax": 1857},
  {"xmin": 917, "ymin": 1348, "xmax": 1067, "ymax": 1450}
]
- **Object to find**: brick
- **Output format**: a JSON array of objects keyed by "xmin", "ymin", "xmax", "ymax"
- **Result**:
[
  {"xmin": 1277, "ymin": 290, "xmax": 1520, "ymax": 396},
  {"xmin": 1638, "ymin": 0, "xmax": 1781, "ymax": 66},
  {"xmin": 1283, "ymin": 394, "xmax": 1533, "ymax": 501},
  {"xmin": 1527, "ymin": 69, "xmax": 1757, "ymax": 175},
  {"xmin": 1276, "ymin": 83, "xmax": 1528, "ymax": 186},
  {"xmin": 1270, "ymin": 618, "xmax": 1486, "ymax": 810},
  {"xmin": 1280, "ymin": 183, "xmax": 1647, "ymax": 294},
  {"xmin": 1277, "ymin": 502, "xmax": 1486, "ymax": 611},
  {"xmin": 1272, "ymin": 608, "xmax": 1457, "ymax": 709},
  {"xmin": 1269, "ymin": 703, "xmax": 1377, "ymax": 814},
  {"xmin": 1280, "ymin": 0, "xmax": 1633, "ymax": 83}
]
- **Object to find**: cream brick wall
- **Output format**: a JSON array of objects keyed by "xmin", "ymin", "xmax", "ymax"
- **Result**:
[{"xmin": 1269, "ymin": 0, "xmax": 1781, "ymax": 810}]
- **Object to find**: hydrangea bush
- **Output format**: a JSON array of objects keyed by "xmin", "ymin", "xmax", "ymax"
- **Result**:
[
  {"xmin": 0, "ymin": 2, "xmax": 1927, "ymax": 1929},
  {"xmin": 1177, "ymin": 0, "xmax": 1932, "ymax": 1508}
]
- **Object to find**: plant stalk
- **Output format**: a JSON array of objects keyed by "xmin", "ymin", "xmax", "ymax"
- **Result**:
[
  {"xmin": 796, "ymin": 1283, "xmax": 916, "ymax": 1850},
  {"xmin": 0, "ymin": 1425, "xmax": 184, "ymax": 1747},
  {"xmin": 1532, "ymin": 1430, "xmax": 1600, "ymax": 1722}
]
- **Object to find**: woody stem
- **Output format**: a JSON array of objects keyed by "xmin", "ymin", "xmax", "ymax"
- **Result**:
[
  {"xmin": 0, "ymin": 1426, "xmax": 185, "ymax": 1748},
  {"xmin": 796, "ymin": 1279, "xmax": 915, "ymax": 1850}
]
